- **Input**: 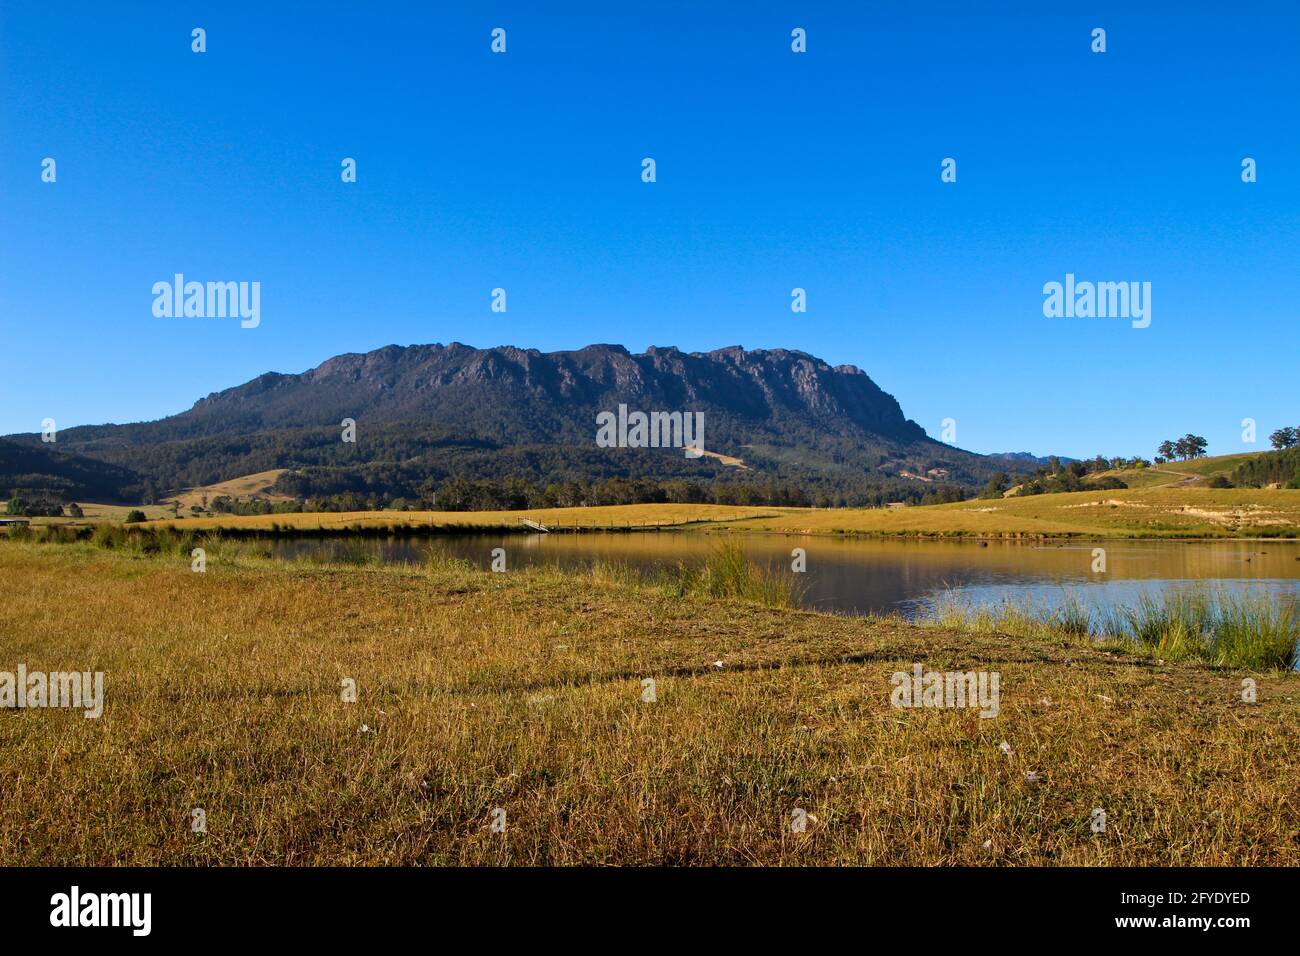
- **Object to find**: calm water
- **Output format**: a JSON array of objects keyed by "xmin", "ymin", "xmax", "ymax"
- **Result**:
[{"xmin": 270, "ymin": 533, "xmax": 1300, "ymax": 619}]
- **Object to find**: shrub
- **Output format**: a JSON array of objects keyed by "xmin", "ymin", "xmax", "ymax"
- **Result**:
[{"xmin": 124, "ymin": 510, "xmax": 147, "ymax": 524}]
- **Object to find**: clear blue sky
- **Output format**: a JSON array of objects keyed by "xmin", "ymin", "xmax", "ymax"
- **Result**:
[{"xmin": 2, "ymin": 2, "xmax": 1296, "ymax": 458}]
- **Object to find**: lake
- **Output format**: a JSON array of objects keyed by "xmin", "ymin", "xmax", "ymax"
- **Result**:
[{"xmin": 269, "ymin": 532, "xmax": 1300, "ymax": 620}]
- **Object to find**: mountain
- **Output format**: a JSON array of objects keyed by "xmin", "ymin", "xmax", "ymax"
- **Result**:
[
  {"xmin": 2, "ymin": 343, "xmax": 1002, "ymax": 506},
  {"xmin": 985, "ymin": 452, "xmax": 1076, "ymax": 467}
]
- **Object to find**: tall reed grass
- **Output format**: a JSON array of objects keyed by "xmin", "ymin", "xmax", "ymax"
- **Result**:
[
  {"xmin": 928, "ymin": 588, "xmax": 1298, "ymax": 670},
  {"xmin": 654, "ymin": 541, "xmax": 801, "ymax": 609}
]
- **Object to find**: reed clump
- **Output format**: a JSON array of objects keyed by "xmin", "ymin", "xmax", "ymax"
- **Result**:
[
  {"xmin": 654, "ymin": 541, "xmax": 800, "ymax": 609},
  {"xmin": 929, "ymin": 588, "xmax": 1298, "ymax": 670}
]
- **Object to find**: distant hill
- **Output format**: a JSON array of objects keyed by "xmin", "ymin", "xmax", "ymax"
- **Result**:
[
  {"xmin": 1097, "ymin": 451, "xmax": 1297, "ymax": 490},
  {"xmin": 0, "ymin": 438, "xmax": 142, "ymax": 503},
  {"xmin": 2, "ymin": 343, "xmax": 1006, "ymax": 506},
  {"xmin": 985, "ymin": 452, "xmax": 1076, "ymax": 467}
]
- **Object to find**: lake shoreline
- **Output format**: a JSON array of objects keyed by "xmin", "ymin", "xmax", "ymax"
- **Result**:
[{"xmin": 109, "ymin": 523, "xmax": 1300, "ymax": 543}]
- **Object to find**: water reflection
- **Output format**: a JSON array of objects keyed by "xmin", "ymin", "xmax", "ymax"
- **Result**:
[{"xmin": 270, "ymin": 533, "xmax": 1300, "ymax": 618}]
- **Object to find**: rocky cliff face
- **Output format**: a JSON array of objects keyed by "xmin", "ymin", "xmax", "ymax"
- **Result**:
[
  {"xmin": 181, "ymin": 342, "xmax": 926, "ymax": 442},
  {"xmin": 6, "ymin": 343, "xmax": 989, "ymax": 496}
]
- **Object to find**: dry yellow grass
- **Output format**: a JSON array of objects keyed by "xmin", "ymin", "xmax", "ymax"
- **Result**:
[
  {"xmin": 161, "ymin": 468, "xmax": 293, "ymax": 510},
  {"xmin": 1, "ymin": 541, "xmax": 1296, "ymax": 865},
  {"xmin": 134, "ymin": 502, "xmax": 780, "ymax": 532},
  {"xmin": 695, "ymin": 448, "xmax": 747, "ymax": 468}
]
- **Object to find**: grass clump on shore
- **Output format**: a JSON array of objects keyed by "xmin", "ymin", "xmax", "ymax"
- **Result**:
[
  {"xmin": 655, "ymin": 541, "xmax": 801, "ymax": 608},
  {"xmin": 929, "ymin": 589, "xmax": 1298, "ymax": 671},
  {"xmin": 1108, "ymin": 591, "xmax": 1298, "ymax": 670}
]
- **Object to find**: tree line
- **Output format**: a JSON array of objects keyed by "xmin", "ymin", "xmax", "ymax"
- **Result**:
[
  {"xmin": 1155, "ymin": 434, "xmax": 1208, "ymax": 463},
  {"xmin": 1229, "ymin": 446, "xmax": 1300, "ymax": 489}
]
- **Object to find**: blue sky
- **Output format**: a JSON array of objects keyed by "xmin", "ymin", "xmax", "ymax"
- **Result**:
[{"xmin": 2, "ymin": 1, "xmax": 1296, "ymax": 458}]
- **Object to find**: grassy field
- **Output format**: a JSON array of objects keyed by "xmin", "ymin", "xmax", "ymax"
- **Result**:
[
  {"xmin": 729, "ymin": 486, "xmax": 1300, "ymax": 538},
  {"xmin": 161, "ymin": 468, "xmax": 294, "ymax": 510},
  {"xmin": 1, "ymin": 540, "xmax": 1297, "ymax": 865},
  {"xmin": 0, "ymin": 502, "xmax": 174, "ymax": 525},
  {"xmin": 116, "ymin": 485, "xmax": 1300, "ymax": 539}
]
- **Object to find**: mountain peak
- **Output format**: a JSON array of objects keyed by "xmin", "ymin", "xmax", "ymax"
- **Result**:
[
  {"xmin": 5, "ymin": 342, "xmax": 1001, "ymax": 503},
  {"xmin": 176, "ymin": 342, "xmax": 931, "ymax": 442}
]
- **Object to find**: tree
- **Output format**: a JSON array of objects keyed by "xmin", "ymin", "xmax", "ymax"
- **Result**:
[
  {"xmin": 1269, "ymin": 426, "xmax": 1298, "ymax": 450},
  {"xmin": 5, "ymin": 496, "xmax": 27, "ymax": 516},
  {"xmin": 66, "ymin": 502, "xmax": 84, "ymax": 518},
  {"xmin": 981, "ymin": 473, "xmax": 1009, "ymax": 498},
  {"xmin": 1170, "ymin": 434, "xmax": 1207, "ymax": 460},
  {"xmin": 1157, "ymin": 440, "xmax": 1175, "ymax": 461}
]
